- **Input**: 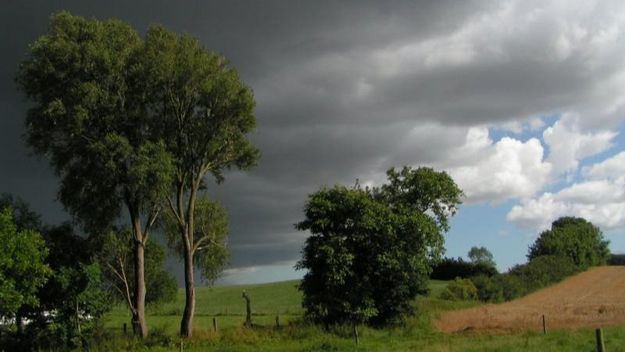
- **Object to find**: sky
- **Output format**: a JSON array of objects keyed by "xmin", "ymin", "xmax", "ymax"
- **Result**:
[{"xmin": 2, "ymin": 0, "xmax": 625, "ymax": 285}]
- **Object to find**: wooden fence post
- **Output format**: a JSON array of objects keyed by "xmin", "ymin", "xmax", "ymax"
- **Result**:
[
  {"xmin": 213, "ymin": 317, "xmax": 217, "ymax": 332},
  {"xmin": 596, "ymin": 328, "xmax": 605, "ymax": 352},
  {"xmin": 242, "ymin": 290, "xmax": 252, "ymax": 327},
  {"xmin": 276, "ymin": 315, "xmax": 280, "ymax": 328},
  {"xmin": 123, "ymin": 323, "xmax": 127, "ymax": 335},
  {"xmin": 542, "ymin": 315, "xmax": 546, "ymax": 334},
  {"xmin": 353, "ymin": 323, "xmax": 359, "ymax": 345}
]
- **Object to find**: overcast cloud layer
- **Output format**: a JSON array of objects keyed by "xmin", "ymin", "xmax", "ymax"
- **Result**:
[{"xmin": 2, "ymin": 1, "xmax": 625, "ymax": 283}]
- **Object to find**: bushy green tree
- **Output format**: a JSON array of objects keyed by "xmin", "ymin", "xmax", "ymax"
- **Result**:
[
  {"xmin": 25, "ymin": 224, "xmax": 110, "ymax": 349},
  {"xmin": 468, "ymin": 246, "xmax": 496, "ymax": 268},
  {"xmin": 0, "ymin": 207, "xmax": 50, "ymax": 320},
  {"xmin": 17, "ymin": 12, "xmax": 175, "ymax": 337},
  {"xmin": 296, "ymin": 167, "xmax": 462, "ymax": 326},
  {"xmin": 528, "ymin": 217, "xmax": 609, "ymax": 269}
]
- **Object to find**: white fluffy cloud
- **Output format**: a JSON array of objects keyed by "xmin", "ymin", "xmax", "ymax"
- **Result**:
[
  {"xmin": 583, "ymin": 151, "xmax": 625, "ymax": 179},
  {"xmin": 543, "ymin": 114, "xmax": 616, "ymax": 174},
  {"xmin": 443, "ymin": 127, "xmax": 552, "ymax": 203},
  {"xmin": 508, "ymin": 152, "xmax": 625, "ymax": 230}
]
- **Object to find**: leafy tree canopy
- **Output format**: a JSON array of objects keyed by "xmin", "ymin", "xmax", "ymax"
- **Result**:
[
  {"xmin": 528, "ymin": 217, "xmax": 610, "ymax": 269},
  {"xmin": 162, "ymin": 196, "xmax": 229, "ymax": 285},
  {"xmin": 468, "ymin": 246, "xmax": 496, "ymax": 268},
  {"xmin": 296, "ymin": 166, "xmax": 462, "ymax": 326},
  {"xmin": 0, "ymin": 207, "xmax": 50, "ymax": 319}
]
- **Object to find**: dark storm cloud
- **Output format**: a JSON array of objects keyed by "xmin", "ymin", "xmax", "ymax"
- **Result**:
[{"xmin": 3, "ymin": 0, "xmax": 625, "ymax": 276}]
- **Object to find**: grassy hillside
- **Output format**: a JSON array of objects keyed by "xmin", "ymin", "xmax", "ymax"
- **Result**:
[{"xmin": 97, "ymin": 277, "xmax": 625, "ymax": 351}]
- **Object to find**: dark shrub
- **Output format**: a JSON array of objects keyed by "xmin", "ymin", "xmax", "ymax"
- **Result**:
[
  {"xmin": 492, "ymin": 274, "xmax": 525, "ymax": 301},
  {"xmin": 470, "ymin": 275, "xmax": 503, "ymax": 302},
  {"xmin": 474, "ymin": 255, "xmax": 579, "ymax": 303},
  {"xmin": 509, "ymin": 255, "xmax": 578, "ymax": 293},
  {"xmin": 608, "ymin": 254, "xmax": 625, "ymax": 265},
  {"xmin": 439, "ymin": 278, "xmax": 478, "ymax": 301},
  {"xmin": 431, "ymin": 257, "xmax": 498, "ymax": 280}
]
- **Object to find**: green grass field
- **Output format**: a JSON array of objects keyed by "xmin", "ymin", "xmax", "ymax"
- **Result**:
[{"xmin": 96, "ymin": 279, "xmax": 625, "ymax": 351}]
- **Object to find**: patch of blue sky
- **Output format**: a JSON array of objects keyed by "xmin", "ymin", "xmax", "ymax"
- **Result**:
[
  {"xmin": 446, "ymin": 200, "xmax": 534, "ymax": 272},
  {"xmin": 488, "ymin": 113, "xmax": 560, "ymax": 145},
  {"xmin": 577, "ymin": 120, "xmax": 625, "ymax": 173}
]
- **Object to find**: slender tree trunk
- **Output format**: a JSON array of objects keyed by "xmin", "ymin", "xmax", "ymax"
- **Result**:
[
  {"xmin": 180, "ymin": 244, "xmax": 195, "ymax": 337},
  {"xmin": 131, "ymin": 215, "xmax": 148, "ymax": 338}
]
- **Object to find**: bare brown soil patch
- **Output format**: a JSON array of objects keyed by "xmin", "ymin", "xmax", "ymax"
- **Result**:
[{"xmin": 435, "ymin": 266, "xmax": 625, "ymax": 333}]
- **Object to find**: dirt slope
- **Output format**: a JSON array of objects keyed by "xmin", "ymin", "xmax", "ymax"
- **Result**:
[{"xmin": 435, "ymin": 266, "xmax": 625, "ymax": 333}]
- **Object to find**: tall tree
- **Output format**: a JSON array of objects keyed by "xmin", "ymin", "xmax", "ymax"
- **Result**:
[
  {"xmin": 136, "ymin": 26, "xmax": 259, "ymax": 337},
  {"xmin": 17, "ymin": 12, "xmax": 174, "ymax": 337}
]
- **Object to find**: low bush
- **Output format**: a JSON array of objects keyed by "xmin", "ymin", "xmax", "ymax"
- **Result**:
[
  {"xmin": 509, "ymin": 255, "xmax": 578, "ymax": 293},
  {"xmin": 430, "ymin": 257, "xmax": 498, "ymax": 280},
  {"xmin": 439, "ymin": 278, "xmax": 478, "ymax": 301},
  {"xmin": 470, "ymin": 275, "xmax": 502, "ymax": 302},
  {"xmin": 608, "ymin": 254, "xmax": 625, "ymax": 265},
  {"xmin": 471, "ymin": 255, "xmax": 579, "ymax": 302}
]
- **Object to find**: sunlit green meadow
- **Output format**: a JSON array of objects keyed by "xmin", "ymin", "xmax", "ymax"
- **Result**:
[{"xmin": 95, "ymin": 279, "xmax": 625, "ymax": 351}]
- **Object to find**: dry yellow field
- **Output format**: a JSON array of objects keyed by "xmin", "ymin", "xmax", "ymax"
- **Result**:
[{"xmin": 435, "ymin": 266, "xmax": 625, "ymax": 333}]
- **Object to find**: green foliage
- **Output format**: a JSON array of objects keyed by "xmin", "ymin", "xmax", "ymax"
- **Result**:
[
  {"xmin": 468, "ymin": 246, "xmax": 496, "ymax": 267},
  {"xmin": 296, "ymin": 166, "xmax": 462, "ymax": 326},
  {"xmin": 376, "ymin": 166, "xmax": 463, "ymax": 232},
  {"xmin": 144, "ymin": 244, "xmax": 178, "ymax": 306},
  {"xmin": 470, "ymin": 275, "xmax": 502, "ymax": 302},
  {"xmin": 0, "ymin": 193, "xmax": 42, "ymax": 231},
  {"xmin": 0, "ymin": 207, "xmax": 50, "ymax": 318},
  {"xmin": 162, "ymin": 196, "xmax": 229, "ymax": 285},
  {"xmin": 17, "ymin": 11, "xmax": 174, "ymax": 233},
  {"xmin": 95, "ymin": 229, "xmax": 178, "ymax": 306},
  {"xmin": 528, "ymin": 217, "xmax": 610, "ymax": 269},
  {"xmin": 439, "ymin": 278, "xmax": 478, "ymax": 301},
  {"xmin": 430, "ymin": 257, "xmax": 498, "ymax": 280},
  {"xmin": 472, "ymin": 255, "xmax": 579, "ymax": 302},
  {"xmin": 137, "ymin": 25, "xmax": 260, "ymax": 183},
  {"xmin": 509, "ymin": 255, "xmax": 578, "ymax": 293}
]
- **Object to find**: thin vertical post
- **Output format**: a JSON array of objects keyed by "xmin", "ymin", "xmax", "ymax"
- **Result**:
[
  {"xmin": 123, "ymin": 323, "xmax": 127, "ymax": 335},
  {"xmin": 276, "ymin": 315, "xmax": 280, "ymax": 328},
  {"xmin": 213, "ymin": 317, "xmax": 217, "ymax": 332},
  {"xmin": 242, "ymin": 290, "xmax": 252, "ymax": 327},
  {"xmin": 353, "ymin": 323, "xmax": 359, "ymax": 345},
  {"xmin": 542, "ymin": 315, "xmax": 546, "ymax": 334},
  {"xmin": 596, "ymin": 328, "xmax": 605, "ymax": 352}
]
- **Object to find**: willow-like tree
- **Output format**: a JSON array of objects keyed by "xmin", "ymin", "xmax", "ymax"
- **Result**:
[
  {"xmin": 17, "ymin": 12, "xmax": 174, "ymax": 337},
  {"xmin": 135, "ymin": 26, "xmax": 259, "ymax": 337}
]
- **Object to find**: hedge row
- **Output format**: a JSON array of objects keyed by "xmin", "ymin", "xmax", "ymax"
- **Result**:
[
  {"xmin": 440, "ymin": 255, "xmax": 578, "ymax": 302},
  {"xmin": 430, "ymin": 257, "xmax": 498, "ymax": 280}
]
